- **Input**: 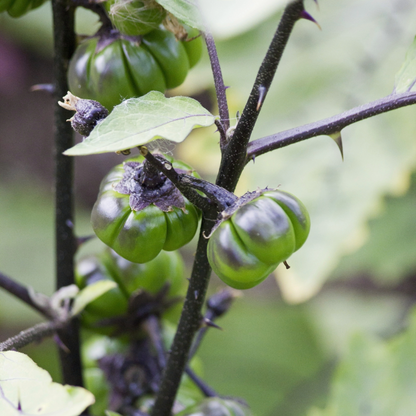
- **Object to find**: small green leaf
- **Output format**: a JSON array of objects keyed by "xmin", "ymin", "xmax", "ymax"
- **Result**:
[
  {"xmin": 394, "ymin": 36, "xmax": 416, "ymax": 93},
  {"xmin": 0, "ymin": 351, "xmax": 94, "ymax": 416},
  {"xmin": 105, "ymin": 411, "xmax": 123, "ymax": 416},
  {"xmin": 64, "ymin": 92, "xmax": 216, "ymax": 156},
  {"xmin": 155, "ymin": 0, "xmax": 204, "ymax": 30},
  {"xmin": 71, "ymin": 280, "xmax": 117, "ymax": 316}
]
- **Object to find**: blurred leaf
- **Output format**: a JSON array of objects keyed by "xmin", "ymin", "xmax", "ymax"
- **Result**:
[
  {"xmin": 0, "ymin": 351, "xmax": 94, "ymax": 416},
  {"xmin": 64, "ymin": 92, "xmax": 216, "ymax": 156},
  {"xmin": 156, "ymin": 0, "xmax": 203, "ymax": 30},
  {"xmin": 333, "ymin": 170, "xmax": 416, "ymax": 284},
  {"xmin": 72, "ymin": 280, "xmax": 117, "ymax": 316},
  {"xmin": 198, "ymin": 298, "xmax": 327, "ymax": 416},
  {"xmin": 176, "ymin": 397, "xmax": 253, "ymax": 416},
  {"xmin": 105, "ymin": 412, "xmax": 122, "ymax": 416},
  {"xmin": 394, "ymin": 36, "xmax": 416, "ymax": 93},
  {"xmin": 308, "ymin": 307, "xmax": 416, "ymax": 416},
  {"xmin": 198, "ymin": 0, "xmax": 287, "ymax": 39}
]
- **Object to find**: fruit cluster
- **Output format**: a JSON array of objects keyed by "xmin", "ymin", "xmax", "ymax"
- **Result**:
[{"xmin": 68, "ymin": 0, "xmax": 202, "ymax": 110}]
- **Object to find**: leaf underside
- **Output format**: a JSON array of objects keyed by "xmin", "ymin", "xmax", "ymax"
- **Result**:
[
  {"xmin": 64, "ymin": 92, "xmax": 216, "ymax": 156},
  {"xmin": 0, "ymin": 351, "xmax": 94, "ymax": 416}
]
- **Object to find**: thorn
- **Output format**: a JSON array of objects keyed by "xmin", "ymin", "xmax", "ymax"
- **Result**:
[
  {"xmin": 313, "ymin": 0, "xmax": 319, "ymax": 10},
  {"xmin": 329, "ymin": 132, "xmax": 344, "ymax": 161},
  {"xmin": 224, "ymin": 86, "xmax": 230, "ymax": 90},
  {"xmin": 251, "ymin": 155, "xmax": 255, "ymax": 164},
  {"xmin": 283, "ymin": 261, "xmax": 290, "ymax": 270},
  {"xmin": 54, "ymin": 334, "xmax": 70, "ymax": 353},
  {"xmin": 30, "ymin": 83, "xmax": 55, "ymax": 94},
  {"xmin": 76, "ymin": 235, "xmax": 94, "ymax": 249},
  {"xmin": 300, "ymin": 10, "xmax": 321, "ymax": 30},
  {"xmin": 256, "ymin": 85, "xmax": 267, "ymax": 111},
  {"xmin": 202, "ymin": 318, "xmax": 223, "ymax": 330},
  {"xmin": 236, "ymin": 111, "xmax": 240, "ymax": 121}
]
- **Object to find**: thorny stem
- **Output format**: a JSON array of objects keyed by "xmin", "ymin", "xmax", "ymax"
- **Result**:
[
  {"xmin": 203, "ymin": 31, "xmax": 230, "ymax": 133},
  {"xmin": 0, "ymin": 321, "xmax": 65, "ymax": 352},
  {"xmin": 151, "ymin": 4, "xmax": 304, "ymax": 416},
  {"xmin": 0, "ymin": 272, "xmax": 51, "ymax": 319},
  {"xmin": 216, "ymin": 0, "xmax": 305, "ymax": 191},
  {"xmin": 150, "ymin": 218, "xmax": 215, "ymax": 416},
  {"xmin": 52, "ymin": 0, "xmax": 83, "ymax": 387},
  {"xmin": 246, "ymin": 91, "xmax": 416, "ymax": 161}
]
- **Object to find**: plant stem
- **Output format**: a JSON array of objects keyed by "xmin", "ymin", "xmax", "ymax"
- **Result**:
[
  {"xmin": 216, "ymin": 0, "xmax": 305, "ymax": 191},
  {"xmin": 203, "ymin": 31, "xmax": 230, "ymax": 132},
  {"xmin": 185, "ymin": 367, "xmax": 217, "ymax": 397},
  {"xmin": 150, "ymin": 217, "xmax": 215, "ymax": 416},
  {"xmin": 0, "ymin": 272, "xmax": 51, "ymax": 319},
  {"xmin": 151, "ymin": 4, "xmax": 304, "ymax": 415},
  {"xmin": 139, "ymin": 147, "xmax": 237, "ymax": 212},
  {"xmin": 246, "ymin": 91, "xmax": 416, "ymax": 161},
  {"xmin": 52, "ymin": 0, "xmax": 83, "ymax": 387},
  {"xmin": 0, "ymin": 321, "xmax": 64, "ymax": 352}
]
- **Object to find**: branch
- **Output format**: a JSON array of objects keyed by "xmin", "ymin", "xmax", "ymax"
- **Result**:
[
  {"xmin": 203, "ymin": 31, "xmax": 230, "ymax": 133},
  {"xmin": 51, "ymin": 0, "xmax": 83, "ymax": 387},
  {"xmin": 246, "ymin": 91, "xmax": 416, "ymax": 161},
  {"xmin": 0, "ymin": 321, "xmax": 65, "ymax": 352},
  {"xmin": 150, "ymin": 218, "xmax": 214, "ymax": 416},
  {"xmin": 216, "ymin": 0, "xmax": 305, "ymax": 192},
  {"xmin": 139, "ymin": 147, "xmax": 237, "ymax": 213},
  {"xmin": 0, "ymin": 272, "xmax": 51, "ymax": 319}
]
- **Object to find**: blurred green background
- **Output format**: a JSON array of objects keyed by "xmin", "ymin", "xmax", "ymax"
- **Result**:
[{"xmin": 1, "ymin": 0, "xmax": 416, "ymax": 415}]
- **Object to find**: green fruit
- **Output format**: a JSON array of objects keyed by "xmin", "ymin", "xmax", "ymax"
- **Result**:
[
  {"xmin": 91, "ymin": 154, "xmax": 200, "ymax": 264},
  {"xmin": 68, "ymin": 28, "xmax": 203, "ymax": 110},
  {"xmin": 1, "ymin": 0, "xmax": 46, "ymax": 17},
  {"xmin": 207, "ymin": 190, "xmax": 310, "ymax": 289},
  {"xmin": 106, "ymin": 0, "xmax": 166, "ymax": 36},
  {"xmin": 75, "ymin": 248, "xmax": 186, "ymax": 331}
]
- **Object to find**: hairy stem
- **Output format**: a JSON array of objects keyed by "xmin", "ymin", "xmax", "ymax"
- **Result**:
[
  {"xmin": 203, "ymin": 31, "xmax": 230, "ymax": 133},
  {"xmin": 52, "ymin": 0, "xmax": 83, "ymax": 387},
  {"xmin": 0, "ymin": 272, "xmax": 51, "ymax": 319},
  {"xmin": 246, "ymin": 91, "xmax": 416, "ymax": 161},
  {"xmin": 0, "ymin": 321, "xmax": 65, "ymax": 352},
  {"xmin": 216, "ymin": 0, "xmax": 305, "ymax": 191}
]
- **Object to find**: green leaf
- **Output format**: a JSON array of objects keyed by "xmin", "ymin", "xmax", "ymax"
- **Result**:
[
  {"xmin": 71, "ymin": 280, "xmax": 117, "ymax": 316},
  {"xmin": 64, "ymin": 92, "xmax": 216, "ymax": 156},
  {"xmin": 105, "ymin": 411, "xmax": 123, "ymax": 416},
  {"xmin": 309, "ymin": 307, "xmax": 416, "ymax": 416},
  {"xmin": 0, "ymin": 351, "xmax": 94, "ymax": 416},
  {"xmin": 155, "ymin": 0, "xmax": 204, "ymax": 30},
  {"xmin": 394, "ymin": 36, "xmax": 416, "ymax": 93}
]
